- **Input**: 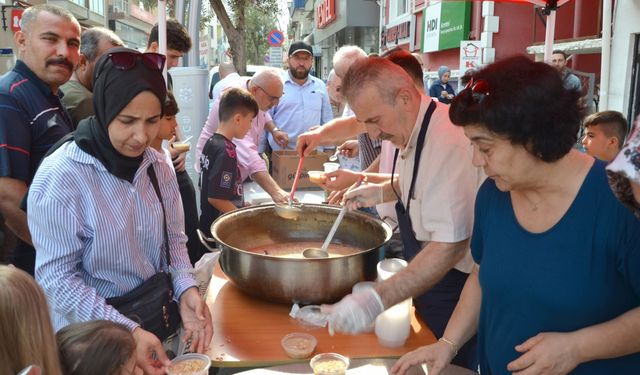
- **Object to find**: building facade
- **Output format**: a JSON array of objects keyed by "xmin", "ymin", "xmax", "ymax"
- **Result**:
[
  {"xmin": 0, "ymin": 0, "xmax": 155, "ymax": 76},
  {"xmin": 312, "ymin": 0, "xmax": 379, "ymax": 80},
  {"xmin": 382, "ymin": 0, "xmax": 604, "ymax": 104}
]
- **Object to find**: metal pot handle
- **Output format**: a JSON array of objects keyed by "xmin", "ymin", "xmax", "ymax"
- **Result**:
[{"xmin": 197, "ymin": 229, "xmax": 220, "ymax": 253}]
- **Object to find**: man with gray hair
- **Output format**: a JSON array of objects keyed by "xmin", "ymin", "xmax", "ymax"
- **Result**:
[
  {"xmin": 332, "ymin": 45, "xmax": 367, "ymax": 79},
  {"xmin": 322, "ymin": 57, "xmax": 482, "ymax": 371},
  {"xmin": 326, "ymin": 69, "xmax": 345, "ymax": 118},
  {"xmin": 0, "ymin": 4, "xmax": 80, "ymax": 274},
  {"xmin": 298, "ymin": 45, "xmax": 380, "ymax": 172},
  {"xmin": 61, "ymin": 27, "xmax": 123, "ymax": 126},
  {"xmin": 196, "ymin": 68, "xmax": 291, "ymax": 204}
]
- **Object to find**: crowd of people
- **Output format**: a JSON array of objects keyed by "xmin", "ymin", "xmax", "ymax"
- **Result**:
[{"xmin": 1, "ymin": 3, "xmax": 639, "ymax": 375}]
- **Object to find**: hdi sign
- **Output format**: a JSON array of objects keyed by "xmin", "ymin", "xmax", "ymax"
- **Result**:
[
  {"xmin": 316, "ymin": 0, "xmax": 337, "ymax": 29},
  {"xmin": 422, "ymin": 1, "xmax": 470, "ymax": 53}
]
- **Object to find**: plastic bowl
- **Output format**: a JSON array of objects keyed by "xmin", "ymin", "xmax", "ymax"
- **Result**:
[
  {"xmin": 281, "ymin": 332, "xmax": 318, "ymax": 359},
  {"xmin": 166, "ymin": 353, "xmax": 211, "ymax": 375},
  {"xmin": 308, "ymin": 170, "xmax": 326, "ymax": 185},
  {"xmin": 310, "ymin": 353, "xmax": 350, "ymax": 375}
]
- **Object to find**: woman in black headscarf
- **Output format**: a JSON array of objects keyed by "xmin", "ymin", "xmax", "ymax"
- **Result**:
[{"xmin": 28, "ymin": 47, "xmax": 212, "ymax": 375}]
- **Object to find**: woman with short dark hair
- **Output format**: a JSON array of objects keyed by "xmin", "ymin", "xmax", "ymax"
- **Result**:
[{"xmin": 392, "ymin": 55, "xmax": 640, "ymax": 375}]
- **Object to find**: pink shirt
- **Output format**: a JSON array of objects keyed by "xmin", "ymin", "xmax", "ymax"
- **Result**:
[{"xmin": 195, "ymin": 80, "xmax": 272, "ymax": 181}]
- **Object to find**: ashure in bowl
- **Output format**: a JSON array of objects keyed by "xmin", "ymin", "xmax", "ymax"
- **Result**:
[
  {"xmin": 310, "ymin": 353, "xmax": 350, "ymax": 375},
  {"xmin": 166, "ymin": 353, "xmax": 210, "ymax": 375},
  {"xmin": 281, "ymin": 332, "xmax": 317, "ymax": 359}
]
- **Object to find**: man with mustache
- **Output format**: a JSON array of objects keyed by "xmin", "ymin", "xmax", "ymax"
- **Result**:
[
  {"xmin": 319, "ymin": 58, "xmax": 484, "ymax": 371},
  {"xmin": 0, "ymin": 4, "xmax": 80, "ymax": 274},
  {"xmin": 61, "ymin": 27, "xmax": 123, "ymax": 126},
  {"xmin": 268, "ymin": 40, "xmax": 332, "ymax": 151}
]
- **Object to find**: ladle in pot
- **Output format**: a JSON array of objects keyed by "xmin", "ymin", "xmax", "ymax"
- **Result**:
[
  {"xmin": 303, "ymin": 175, "xmax": 365, "ymax": 259},
  {"xmin": 302, "ymin": 205, "xmax": 348, "ymax": 259},
  {"xmin": 274, "ymin": 150, "xmax": 306, "ymax": 219}
]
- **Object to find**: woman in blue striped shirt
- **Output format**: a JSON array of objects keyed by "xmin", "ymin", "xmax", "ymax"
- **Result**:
[{"xmin": 28, "ymin": 48, "xmax": 212, "ymax": 375}]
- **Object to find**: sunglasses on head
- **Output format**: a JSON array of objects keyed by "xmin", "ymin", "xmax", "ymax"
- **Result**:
[
  {"xmin": 464, "ymin": 77, "xmax": 490, "ymax": 104},
  {"xmin": 109, "ymin": 51, "xmax": 166, "ymax": 71},
  {"xmin": 96, "ymin": 51, "xmax": 166, "ymax": 80}
]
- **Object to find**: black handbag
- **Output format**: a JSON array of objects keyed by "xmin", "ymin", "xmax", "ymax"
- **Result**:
[{"xmin": 106, "ymin": 166, "xmax": 181, "ymax": 341}]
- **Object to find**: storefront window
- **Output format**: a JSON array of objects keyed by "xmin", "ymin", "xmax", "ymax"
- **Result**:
[{"xmin": 390, "ymin": 0, "xmax": 409, "ymax": 20}]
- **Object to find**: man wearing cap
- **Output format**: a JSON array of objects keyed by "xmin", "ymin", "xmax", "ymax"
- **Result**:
[{"xmin": 268, "ymin": 41, "xmax": 332, "ymax": 151}]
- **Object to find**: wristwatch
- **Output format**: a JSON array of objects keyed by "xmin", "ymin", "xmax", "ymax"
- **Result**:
[{"xmin": 271, "ymin": 127, "xmax": 281, "ymax": 133}]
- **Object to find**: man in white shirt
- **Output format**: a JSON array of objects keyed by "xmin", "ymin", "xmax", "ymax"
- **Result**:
[
  {"xmin": 210, "ymin": 61, "xmax": 239, "ymax": 102},
  {"xmin": 321, "ymin": 57, "xmax": 484, "ymax": 371}
]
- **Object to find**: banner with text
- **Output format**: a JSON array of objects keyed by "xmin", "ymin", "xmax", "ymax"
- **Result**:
[{"xmin": 422, "ymin": 1, "xmax": 470, "ymax": 53}]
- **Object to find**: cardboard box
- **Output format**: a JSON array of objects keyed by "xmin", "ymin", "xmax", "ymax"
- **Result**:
[{"xmin": 272, "ymin": 150, "xmax": 330, "ymax": 190}]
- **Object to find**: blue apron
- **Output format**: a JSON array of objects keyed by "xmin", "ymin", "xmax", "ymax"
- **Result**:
[{"xmin": 391, "ymin": 101, "xmax": 478, "ymax": 371}]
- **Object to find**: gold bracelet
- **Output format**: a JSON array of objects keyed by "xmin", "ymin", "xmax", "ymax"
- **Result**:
[{"xmin": 438, "ymin": 337, "xmax": 458, "ymax": 356}]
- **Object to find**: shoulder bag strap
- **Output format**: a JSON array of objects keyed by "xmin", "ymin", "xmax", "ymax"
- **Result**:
[
  {"xmin": 147, "ymin": 165, "xmax": 171, "ymax": 269},
  {"xmin": 391, "ymin": 100, "xmax": 437, "ymax": 209}
]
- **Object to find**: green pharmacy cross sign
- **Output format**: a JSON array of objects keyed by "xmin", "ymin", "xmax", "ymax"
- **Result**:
[{"xmin": 422, "ymin": 1, "xmax": 471, "ymax": 53}]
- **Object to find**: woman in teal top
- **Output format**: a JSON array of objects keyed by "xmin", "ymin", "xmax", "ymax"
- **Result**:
[{"xmin": 392, "ymin": 55, "xmax": 640, "ymax": 375}]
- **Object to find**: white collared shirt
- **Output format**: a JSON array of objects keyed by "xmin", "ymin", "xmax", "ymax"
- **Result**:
[{"xmin": 397, "ymin": 96, "xmax": 486, "ymax": 273}]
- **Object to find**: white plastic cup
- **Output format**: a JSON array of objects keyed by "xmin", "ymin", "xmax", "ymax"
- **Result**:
[
  {"xmin": 377, "ymin": 258, "xmax": 408, "ymax": 281},
  {"xmin": 375, "ymin": 258, "xmax": 411, "ymax": 347},
  {"xmin": 375, "ymin": 298, "xmax": 412, "ymax": 347},
  {"xmin": 323, "ymin": 162, "xmax": 340, "ymax": 173}
]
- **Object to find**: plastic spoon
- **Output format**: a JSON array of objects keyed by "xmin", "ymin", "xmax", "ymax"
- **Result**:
[{"xmin": 329, "ymin": 147, "xmax": 340, "ymax": 162}]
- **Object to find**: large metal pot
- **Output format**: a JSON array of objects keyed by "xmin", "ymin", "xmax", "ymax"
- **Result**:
[{"xmin": 210, "ymin": 204, "xmax": 392, "ymax": 304}]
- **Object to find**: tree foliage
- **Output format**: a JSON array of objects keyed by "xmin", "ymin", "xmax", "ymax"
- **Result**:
[
  {"xmin": 209, "ymin": 0, "xmax": 280, "ymax": 74},
  {"xmin": 138, "ymin": 0, "xmax": 214, "ymax": 32},
  {"xmin": 244, "ymin": 6, "xmax": 278, "ymax": 65}
]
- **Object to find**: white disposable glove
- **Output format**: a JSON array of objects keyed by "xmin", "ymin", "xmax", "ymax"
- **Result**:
[
  {"xmin": 342, "ymin": 183, "xmax": 384, "ymax": 210},
  {"xmin": 321, "ymin": 287, "xmax": 384, "ymax": 335}
]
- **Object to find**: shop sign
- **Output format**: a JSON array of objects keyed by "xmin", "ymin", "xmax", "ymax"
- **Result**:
[
  {"xmin": 459, "ymin": 41, "xmax": 482, "ymax": 71},
  {"xmin": 11, "ymin": 9, "xmax": 23, "ymax": 32},
  {"xmin": 422, "ymin": 1, "xmax": 470, "ymax": 53},
  {"xmin": 199, "ymin": 39, "xmax": 209, "ymax": 62},
  {"xmin": 316, "ymin": 0, "xmax": 337, "ymax": 29},
  {"xmin": 381, "ymin": 14, "xmax": 414, "ymax": 50}
]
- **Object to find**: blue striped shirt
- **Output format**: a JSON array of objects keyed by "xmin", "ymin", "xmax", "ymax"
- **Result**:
[{"xmin": 29, "ymin": 141, "xmax": 197, "ymax": 332}]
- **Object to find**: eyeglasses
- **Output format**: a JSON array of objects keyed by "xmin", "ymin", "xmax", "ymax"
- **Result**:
[
  {"xmin": 255, "ymin": 83, "xmax": 281, "ymax": 103},
  {"xmin": 96, "ymin": 51, "xmax": 166, "ymax": 80},
  {"xmin": 464, "ymin": 77, "xmax": 490, "ymax": 104}
]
